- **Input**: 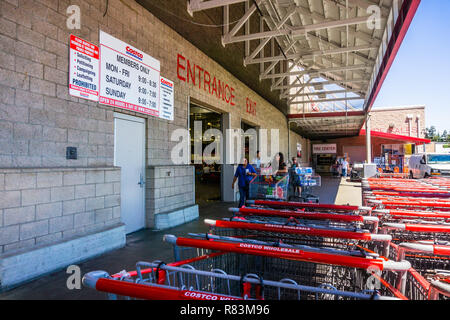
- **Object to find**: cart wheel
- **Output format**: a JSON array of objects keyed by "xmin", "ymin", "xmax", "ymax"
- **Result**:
[{"xmin": 409, "ymin": 171, "xmax": 414, "ymax": 179}]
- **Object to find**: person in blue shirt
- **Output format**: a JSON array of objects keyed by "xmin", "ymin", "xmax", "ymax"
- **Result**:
[{"xmin": 232, "ymin": 158, "xmax": 257, "ymax": 208}]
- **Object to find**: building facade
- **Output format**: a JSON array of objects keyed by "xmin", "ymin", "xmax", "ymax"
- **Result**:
[
  {"xmin": 311, "ymin": 106, "xmax": 427, "ymax": 172},
  {"xmin": 0, "ymin": 0, "xmax": 308, "ymax": 289}
]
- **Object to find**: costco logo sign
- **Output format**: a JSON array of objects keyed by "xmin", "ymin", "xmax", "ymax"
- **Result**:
[
  {"xmin": 126, "ymin": 46, "xmax": 143, "ymax": 60},
  {"xmin": 161, "ymin": 78, "xmax": 173, "ymax": 88}
]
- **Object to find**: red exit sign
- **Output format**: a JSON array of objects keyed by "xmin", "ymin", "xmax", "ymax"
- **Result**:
[{"xmin": 246, "ymin": 97, "xmax": 256, "ymax": 116}]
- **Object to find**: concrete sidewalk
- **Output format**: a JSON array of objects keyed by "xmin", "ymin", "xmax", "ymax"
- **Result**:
[
  {"xmin": 334, "ymin": 178, "xmax": 363, "ymax": 206},
  {"xmin": 0, "ymin": 177, "xmax": 361, "ymax": 300}
]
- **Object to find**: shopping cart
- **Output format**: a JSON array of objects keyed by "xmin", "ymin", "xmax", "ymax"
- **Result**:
[
  {"xmin": 289, "ymin": 167, "xmax": 321, "ymax": 203},
  {"xmin": 249, "ymin": 175, "xmax": 289, "ymax": 201},
  {"xmin": 82, "ymin": 259, "xmax": 401, "ymax": 300},
  {"xmin": 364, "ymin": 190, "xmax": 450, "ymax": 201},
  {"xmin": 205, "ymin": 217, "xmax": 391, "ymax": 256},
  {"xmin": 381, "ymin": 221, "xmax": 450, "ymax": 242},
  {"xmin": 367, "ymin": 199, "xmax": 450, "ymax": 211},
  {"xmin": 365, "ymin": 197, "xmax": 450, "ymax": 210},
  {"xmin": 298, "ymin": 175, "xmax": 321, "ymax": 203},
  {"xmin": 229, "ymin": 207, "xmax": 380, "ymax": 233},
  {"xmin": 373, "ymin": 209, "xmax": 450, "ymax": 222},
  {"xmin": 389, "ymin": 241, "xmax": 449, "ymax": 276},
  {"xmin": 376, "ymin": 173, "xmax": 409, "ymax": 179},
  {"xmin": 163, "ymin": 234, "xmax": 419, "ymax": 300},
  {"xmin": 246, "ymin": 200, "xmax": 373, "ymax": 215},
  {"xmin": 428, "ymin": 270, "xmax": 450, "ymax": 300},
  {"xmin": 362, "ymin": 178, "xmax": 450, "ymax": 199},
  {"xmin": 387, "ymin": 242, "xmax": 449, "ymax": 300}
]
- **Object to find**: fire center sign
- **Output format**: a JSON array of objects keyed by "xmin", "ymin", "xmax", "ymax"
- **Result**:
[{"xmin": 98, "ymin": 31, "xmax": 160, "ymax": 116}]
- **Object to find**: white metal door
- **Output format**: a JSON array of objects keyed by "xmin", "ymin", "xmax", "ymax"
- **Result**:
[{"xmin": 114, "ymin": 113, "xmax": 146, "ymax": 234}]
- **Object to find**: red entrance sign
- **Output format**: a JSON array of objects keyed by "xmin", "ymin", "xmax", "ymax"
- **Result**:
[{"xmin": 177, "ymin": 53, "xmax": 235, "ymax": 106}]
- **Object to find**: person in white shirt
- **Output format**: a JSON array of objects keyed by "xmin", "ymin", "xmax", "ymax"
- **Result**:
[
  {"xmin": 252, "ymin": 150, "xmax": 262, "ymax": 170},
  {"xmin": 341, "ymin": 158, "xmax": 349, "ymax": 177}
]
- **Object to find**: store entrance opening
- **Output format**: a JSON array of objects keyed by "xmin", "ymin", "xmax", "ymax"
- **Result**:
[
  {"xmin": 241, "ymin": 121, "xmax": 258, "ymax": 165},
  {"xmin": 190, "ymin": 104, "xmax": 222, "ymax": 205}
]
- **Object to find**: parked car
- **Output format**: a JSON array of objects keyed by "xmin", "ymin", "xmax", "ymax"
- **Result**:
[{"xmin": 408, "ymin": 153, "xmax": 450, "ymax": 179}]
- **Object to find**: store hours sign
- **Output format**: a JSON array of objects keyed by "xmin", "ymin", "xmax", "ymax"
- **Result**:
[{"xmin": 99, "ymin": 31, "xmax": 160, "ymax": 116}]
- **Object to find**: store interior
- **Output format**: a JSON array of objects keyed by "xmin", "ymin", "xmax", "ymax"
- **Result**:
[{"xmin": 189, "ymin": 104, "xmax": 222, "ymax": 205}]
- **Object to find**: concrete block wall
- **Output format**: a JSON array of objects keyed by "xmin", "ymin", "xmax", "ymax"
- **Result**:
[
  {"xmin": 145, "ymin": 165, "xmax": 195, "ymax": 228},
  {"xmin": 0, "ymin": 0, "xmax": 305, "ymax": 167},
  {"xmin": 0, "ymin": 167, "xmax": 121, "ymax": 255},
  {"xmin": 289, "ymin": 130, "xmax": 310, "ymax": 166},
  {"xmin": 154, "ymin": 205, "xmax": 199, "ymax": 231},
  {"xmin": 0, "ymin": 0, "xmax": 115, "ymax": 168},
  {"xmin": 0, "ymin": 224, "xmax": 126, "ymax": 290},
  {"xmin": 0, "ymin": 0, "xmax": 307, "ymax": 241}
]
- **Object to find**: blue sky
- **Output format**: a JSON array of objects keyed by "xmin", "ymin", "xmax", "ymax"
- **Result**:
[{"xmin": 373, "ymin": 0, "xmax": 450, "ymax": 133}]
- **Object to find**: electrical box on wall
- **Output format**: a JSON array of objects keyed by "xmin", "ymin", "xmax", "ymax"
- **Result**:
[{"xmin": 66, "ymin": 147, "xmax": 77, "ymax": 160}]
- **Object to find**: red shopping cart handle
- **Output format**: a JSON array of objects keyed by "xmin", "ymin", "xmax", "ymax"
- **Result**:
[
  {"xmin": 382, "ymin": 201, "xmax": 450, "ymax": 208},
  {"xmin": 110, "ymin": 251, "xmax": 227, "ymax": 279},
  {"xmin": 229, "ymin": 207, "xmax": 377, "ymax": 224},
  {"xmin": 92, "ymin": 277, "xmax": 242, "ymax": 300},
  {"xmin": 368, "ymin": 191, "xmax": 450, "ymax": 198},
  {"xmin": 205, "ymin": 219, "xmax": 390, "ymax": 242},
  {"xmin": 435, "ymin": 245, "xmax": 450, "ymax": 256},
  {"xmin": 247, "ymin": 200, "xmax": 369, "ymax": 212},
  {"xmin": 374, "ymin": 209, "xmax": 450, "ymax": 220},
  {"xmin": 384, "ymin": 223, "xmax": 450, "ymax": 233},
  {"xmin": 164, "ymin": 235, "xmax": 409, "ymax": 272},
  {"xmin": 399, "ymin": 243, "xmax": 450, "ymax": 256}
]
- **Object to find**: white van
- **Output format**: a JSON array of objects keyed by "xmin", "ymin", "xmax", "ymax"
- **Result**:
[{"xmin": 408, "ymin": 153, "xmax": 450, "ymax": 179}]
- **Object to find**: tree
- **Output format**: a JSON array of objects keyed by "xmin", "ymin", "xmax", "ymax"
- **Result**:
[
  {"xmin": 425, "ymin": 127, "xmax": 450, "ymax": 142},
  {"xmin": 425, "ymin": 126, "xmax": 437, "ymax": 140}
]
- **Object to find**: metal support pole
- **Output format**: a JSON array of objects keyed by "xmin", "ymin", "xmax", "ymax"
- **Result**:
[
  {"xmin": 287, "ymin": 120, "xmax": 291, "ymax": 161},
  {"xmin": 365, "ymin": 114, "xmax": 372, "ymax": 164}
]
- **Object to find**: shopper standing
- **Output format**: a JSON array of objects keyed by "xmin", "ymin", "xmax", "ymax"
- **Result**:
[
  {"xmin": 252, "ymin": 150, "xmax": 262, "ymax": 170},
  {"xmin": 290, "ymin": 157, "xmax": 302, "ymax": 197},
  {"xmin": 271, "ymin": 152, "xmax": 288, "ymax": 175},
  {"xmin": 232, "ymin": 158, "xmax": 257, "ymax": 208},
  {"xmin": 341, "ymin": 158, "xmax": 349, "ymax": 178}
]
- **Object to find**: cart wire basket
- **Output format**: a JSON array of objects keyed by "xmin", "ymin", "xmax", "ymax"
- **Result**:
[
  {"xmin": 229, "ymin": 207, "xmax": 380, "ymax": 233},
  {"xmin": 373, "ymin": 209, "xmax": 450, "ymax": 222},
  {"xmin": 82, "ymin": 258, "xmax": 403, "ymax": 301},
  {"xmin": 205, "ymin": 217, "xmax": 391, "ymax": 256},
  {"xmin": 381, "ymin": 222, "xmax": 450, "ymax": 243},
  {"xmin": 162, "ymin": 233, "xmax": 418, "ymax": 300},
  {"xmin": 388, "ymin": 241, "xmax": 450, "ymax": 277},
  {"xmin": 428, "ymin": 270, "xmax": 450, "ymax": 300},
  {"xmin": 249, "ymin": 175, "xmax": 289, "ymax": 201},
  {"xmin": 247, "ymin": 200, "xmax": 373, "ymax": 215}
]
